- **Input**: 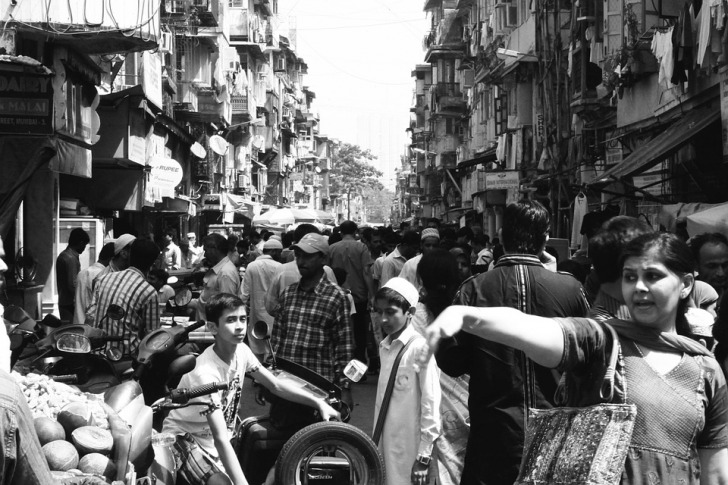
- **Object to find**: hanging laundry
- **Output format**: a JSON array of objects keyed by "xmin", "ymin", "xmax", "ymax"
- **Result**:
[
  {"xmin": 671, "ymin": 3, "xmax": 693, "ymax": 84},
  {"xmin": 571, "ymin": 193, "xmax": 588, "ymax": 249},
  {"xmin": 652, "ymin": 27, "xmax": 675, "ymax": 86},
  {"xmin": 696, "ymin": 0, "xmax": 713, "ymax": 68},
  {"xmin": 496, "ymin": 134, "xmax": 506, "ymax": 162}
]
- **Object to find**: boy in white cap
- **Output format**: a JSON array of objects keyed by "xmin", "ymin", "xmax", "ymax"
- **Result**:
[{"xmin": 373, "ymin": 277, "xmax": 441, "ymax": 485}]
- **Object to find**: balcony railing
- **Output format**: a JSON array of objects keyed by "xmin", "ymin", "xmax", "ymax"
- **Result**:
[
  {"xmin": 231, "ymin": 94, "xmax": 250, "ymax": 114},
  {"xmin": 436, "ymin": 82, "xmax": 461, "ymax": 97}
]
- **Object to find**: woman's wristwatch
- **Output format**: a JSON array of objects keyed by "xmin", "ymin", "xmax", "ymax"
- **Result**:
[{"xmin": 416, "ymin": 454, "xmax": 431, "ymax": 466}]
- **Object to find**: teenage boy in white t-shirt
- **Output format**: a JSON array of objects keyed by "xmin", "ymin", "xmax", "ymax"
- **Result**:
[{"xmin": 163, "ymin": 293, "xmax": 340, "ymax": 485}]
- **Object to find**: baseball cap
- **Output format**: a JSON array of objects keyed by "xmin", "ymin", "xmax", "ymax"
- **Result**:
[
  {"xmin": 382, "ymin": 277, "xmax": 419, "ymax": 309},
  {"xmin": 114, "ymin": 234, "xmax": 136, "ymax": 255},
  {"xmin": 292, "ymin": 233, "xmax": 329, "ymax": 256},
  {"xmin": 263, "ymin": 239, "xmax": 283, "ymax": 250},
  {"xmin": 421, "ymin": 228, "xmax": 440, "ymax": 241}
]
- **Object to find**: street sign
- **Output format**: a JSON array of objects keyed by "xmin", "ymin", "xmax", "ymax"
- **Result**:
[{"xmin": 485, "ymin": 170, "xmax": 520, "ymax": 190}]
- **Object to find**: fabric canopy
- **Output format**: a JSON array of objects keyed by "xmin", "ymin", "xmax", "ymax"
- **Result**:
[
  {"xmin": 0, "ymin": 137, "xmax": 57, "ymax": 239},
  {"xmin": 596, "ymin": 105, "xmax": 720, "ymax": 182},
  {"xmin": 252, "ymin": 208, "xmax": 316, "ymax": 226},
  {"xmin": 686, "ymin": 202, "xmax": 728, "ymax": 239}
]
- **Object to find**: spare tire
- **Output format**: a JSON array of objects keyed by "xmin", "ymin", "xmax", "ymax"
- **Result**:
[{"xmin": 275, "ymin": 421, "xmax": 385, "ymax": 485}]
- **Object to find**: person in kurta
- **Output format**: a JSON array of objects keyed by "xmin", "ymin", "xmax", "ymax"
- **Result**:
[
  {"xmin": 240, "ymin": 238, "xmax": 282, "ymax": 361},
  {"xmin": 373, "ymin": 277, "xmax": 441, "ymax": 485},
  {"xmin": 425, "ymin": 232, "xmax": 728, "ymax": 485}
]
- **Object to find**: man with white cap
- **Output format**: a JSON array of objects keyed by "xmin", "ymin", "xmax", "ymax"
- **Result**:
[
  {"xmin": 240, "ymin": 238, "xmax": 283, "ymax": 361},
  {"xmin": 271, "ymin": 233, "xmax": 355, "ymax": 421},
  {"xmin": 399, "ymin": 228, "xmax": 441, "ymax": 291},
  {"xmin": 373, "ymin": 277, "xmax": 441, "ymax": 485}
]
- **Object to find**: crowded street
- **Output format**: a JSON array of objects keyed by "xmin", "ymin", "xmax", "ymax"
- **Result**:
[{"xmin": 2, "ymin": 0, "xmax": 728, "ymax": 484}]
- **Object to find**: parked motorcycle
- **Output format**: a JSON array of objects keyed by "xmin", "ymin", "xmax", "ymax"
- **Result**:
[
  {"xmin": 103, "ymin": 316, "xmax": 212, "ymax": 481},
  {"xmin": 104, "ymin": 375, "xmax": 228, "ymax": 485},
  {"xmin": 234, "ymin": 321, "xmax": 386, "ymax": 485},
  {"xmin": 8, "ymin": 304, "xmax": 131, "ymax": 393}
]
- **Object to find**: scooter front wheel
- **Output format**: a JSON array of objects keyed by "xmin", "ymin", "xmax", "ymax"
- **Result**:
[{"xmin": 275, "ymin": 421, "xmax": 385, "ymax": 485}]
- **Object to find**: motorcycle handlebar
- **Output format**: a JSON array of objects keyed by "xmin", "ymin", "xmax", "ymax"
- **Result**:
[
  {"xmin": 187, "ymin": 320, "xmax": 207, "ymax": 333},
  {"xmin": 169, "ymin": 381, "xmax": 229, "ymax": 404}
]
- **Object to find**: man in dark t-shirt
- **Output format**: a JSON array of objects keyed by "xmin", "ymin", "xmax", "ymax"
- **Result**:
[{"xmin": 435, "ymin": 200, "xmax": 589, "ymax": 485}]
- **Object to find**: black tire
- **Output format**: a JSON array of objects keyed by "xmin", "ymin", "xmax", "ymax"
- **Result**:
[{"xmin": 275, "ymin": 421, "xmax": 386, "ymax": 485}]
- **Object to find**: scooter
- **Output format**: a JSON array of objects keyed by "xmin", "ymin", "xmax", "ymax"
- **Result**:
[
  {"xmin": 104, "ymin": 375, "xmax": 229, "ymax": 485},
  {"xmin": 234, "ymin": 321, "xmax": 386, "ymax": 485},
  {"xmin": 8, "ymin": 304, "xmax": 130, "ymax": 393},
  {"xmin": 103, "ymin": 316, "xmax": 212, "ymax": 482}
]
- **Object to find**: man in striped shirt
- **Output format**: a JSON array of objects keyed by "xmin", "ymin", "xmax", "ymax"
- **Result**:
[{"xmin": 91, "ymin": 239, "xmax": 161, "ymax": 357}]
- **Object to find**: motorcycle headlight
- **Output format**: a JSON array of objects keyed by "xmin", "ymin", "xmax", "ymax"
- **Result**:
[{"xmin": 56, "ymin": 333, "xmax": 92, "ymax": 353}]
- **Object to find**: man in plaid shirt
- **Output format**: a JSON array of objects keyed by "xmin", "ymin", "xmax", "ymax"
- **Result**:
[
  {"xmin": 91, "ymin": 238, "xmax": 161, "ymax": 357},
  {"xmin": 272, "ymin": 233, "xmax": 355, "ymax": 416}
]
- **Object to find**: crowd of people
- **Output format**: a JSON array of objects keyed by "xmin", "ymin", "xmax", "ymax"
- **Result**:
[{"xmin": 1, "ymin": 198, "xmax": 728, "ymax": 484}]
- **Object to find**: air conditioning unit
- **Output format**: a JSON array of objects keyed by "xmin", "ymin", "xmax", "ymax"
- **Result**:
[{"xmin": 160, "ymin": 31, "xmax": 173, "ymax": 53}]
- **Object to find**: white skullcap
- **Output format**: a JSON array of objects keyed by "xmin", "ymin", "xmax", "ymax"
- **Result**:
[{"xmin": 382, "ymin": 277, "xmax": 419, "ymax": 309}]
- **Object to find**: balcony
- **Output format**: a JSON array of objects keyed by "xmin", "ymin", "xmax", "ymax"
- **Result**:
[
  {"xmin": 410, "ymin": 94, "xmax": 427, "ymax": 114},
  {"xmin": 3, "ymin": 0, "xmax": 160, "ymax": 54},
  {"xmin": 435, "ymin": 82, "xmax": 466, "ymax": 112},
  {"xmin": 227, "ymin": 9, "xmax": 250, "ymax": 42},
  {"xmin": 165, "ymin": 0, "xmax": 219, "ymax": 28},
  {"xmin": 231, "ymin": 93, "xmax": 255, "ymax": 124}
]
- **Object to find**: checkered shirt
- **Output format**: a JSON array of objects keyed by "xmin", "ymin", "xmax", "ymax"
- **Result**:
[
  {"xmin": 92, "ymin": 267, "xmax": 160, "ymax": 356},
  {"xmin": 272, "ymin": 275, "xmax": 354, "ymax": 386}
]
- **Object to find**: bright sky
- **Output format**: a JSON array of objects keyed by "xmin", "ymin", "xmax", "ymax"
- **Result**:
[{"xmin": 279, "ymin": 0, "xmax": 430, "ymax": 189}]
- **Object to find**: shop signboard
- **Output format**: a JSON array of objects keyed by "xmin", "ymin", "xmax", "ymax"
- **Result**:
[
  {"xmin": 485, "ymin": 170, "xmax": 520, "ymax": 190},
  {"xmin": 0, "ymin": 70, "xmax": 53, "ymax": 135},
  {"xmin": 149, "ymin": 156, "xmax": 183, "ymax": 192}
]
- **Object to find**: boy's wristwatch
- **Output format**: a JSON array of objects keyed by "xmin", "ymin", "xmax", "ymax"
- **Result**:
[{"xmin": 416, "ymin": 454, "xmax": 431, "ymax": 466}]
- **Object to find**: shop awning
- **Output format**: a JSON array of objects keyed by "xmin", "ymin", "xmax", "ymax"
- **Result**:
[
  {"xmin": 458, "ymin": 147, "xmax": 497, "ymax": 169},
  {"xmin": 595, "ymin": 105, "xmax": 720, "ymax": 183}
]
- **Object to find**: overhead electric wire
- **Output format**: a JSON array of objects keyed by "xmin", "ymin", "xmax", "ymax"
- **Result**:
[
  {"xmin": 296, "ymin": 18, "xmax": 426, "ymax": 31},
  {"xmin": 299, "ymin": 37, "xmax": 412, "ymax": 86}
]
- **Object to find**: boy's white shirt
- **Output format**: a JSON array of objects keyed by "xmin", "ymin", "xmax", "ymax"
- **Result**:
[
  {"xmin": 162, "ymin": 343, "xmax": 260, "ymax": 460},
  {"xmin": 374, "ymin": 323, "xmax": 442, "ymax": 485}
]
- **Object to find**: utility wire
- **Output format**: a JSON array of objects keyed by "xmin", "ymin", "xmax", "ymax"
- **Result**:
[
  {"xmin": 296, "ymin": 18, "xmax": 425, "ymax": 31},
  {"xmin": 299, "ymin": 37, "xmax": 412, "ymax": 86}
]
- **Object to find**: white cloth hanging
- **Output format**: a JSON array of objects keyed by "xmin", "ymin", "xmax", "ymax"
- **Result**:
[{"xmin": 571, "ymin": 193, "xmax": 588, "ymax": 249}]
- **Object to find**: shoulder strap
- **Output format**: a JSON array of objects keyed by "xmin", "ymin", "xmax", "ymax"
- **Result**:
[
  {"xmin": 598, "ymin": 321, "xmax": 624, "ymax": 402},
  {"xmin": 372, "ymin": 336, "xmax": 417, "ymax": 445}
]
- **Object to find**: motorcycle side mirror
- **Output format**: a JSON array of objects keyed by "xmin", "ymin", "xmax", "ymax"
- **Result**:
[
  {"xmin": 252, "ymin": 321, "xmax": 276, "ymax": 369},
  {"xmin": 106, "ymin": 304, "xmax": 126, "ymax": 321},
  {"xmin": 174, "ymin": 287, "xmax": 192, "ymax": 307}
]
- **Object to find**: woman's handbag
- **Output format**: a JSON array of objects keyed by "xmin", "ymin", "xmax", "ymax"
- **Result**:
[{"xmin": 515, "ymin": 322, "xmax": 637, "ymax": 485}]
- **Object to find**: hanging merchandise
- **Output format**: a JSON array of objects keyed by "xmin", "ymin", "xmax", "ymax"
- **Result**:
[
  {"xmin": 571, "ymin": 192, "xmax": 588, "ymax": 249},
  {"xmin": 496, "ymin": 134, "xmax": 506, "ymax": 162}
]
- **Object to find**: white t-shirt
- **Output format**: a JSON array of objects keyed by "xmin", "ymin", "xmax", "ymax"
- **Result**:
[{"xmin": 162, "ymin": 343, "xmax": 260, "ymax": 458}]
